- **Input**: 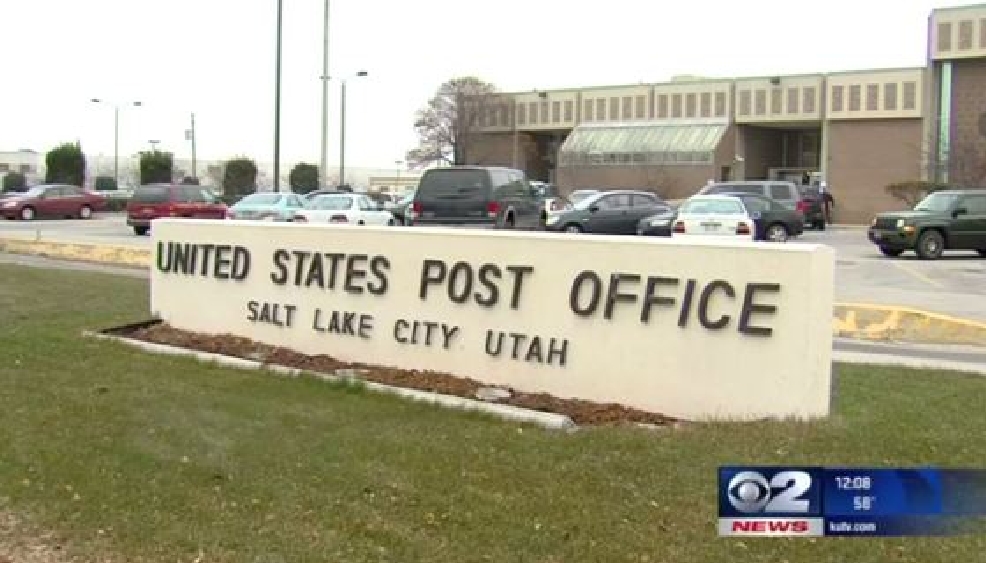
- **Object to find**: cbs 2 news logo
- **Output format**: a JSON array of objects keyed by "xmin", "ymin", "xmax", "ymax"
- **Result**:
[{"xmin": 722, "ymin": 468, "xmax": 819, "ymax": 515}]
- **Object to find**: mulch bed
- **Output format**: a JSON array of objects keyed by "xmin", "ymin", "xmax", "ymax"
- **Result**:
[{"xmin": 108, "ymin": 321, "xmax": 678, "ymax": 427}]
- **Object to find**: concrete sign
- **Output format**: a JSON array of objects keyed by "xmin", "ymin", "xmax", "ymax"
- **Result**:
[{"xmin": 150, "ymin": 219, "xmax": 835, "ymax": 420}]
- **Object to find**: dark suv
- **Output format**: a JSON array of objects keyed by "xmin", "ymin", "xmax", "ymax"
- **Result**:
[
  {"xmin": 867, "ymin": 189, "xmax": 986, "ymax": 259},
  {"xmin": 697, "ymin": 180, "xmax": 823, "ymax": 228},
  {"xmin": 126, "ymin": 184, "xmax": 228, "ymax": 235},
  {"xmin": 408, "ymin": 166, "xmax": 540, "ymax": 228}
]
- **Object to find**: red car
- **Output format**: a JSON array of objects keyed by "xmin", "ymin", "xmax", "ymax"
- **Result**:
[
  {"xmin": 126, "ymin": 184, "xmax": 228, "ymax": 235},
  {"xmin": 0, "ymin": 184, "xmax": 107, "ymax": 220}
]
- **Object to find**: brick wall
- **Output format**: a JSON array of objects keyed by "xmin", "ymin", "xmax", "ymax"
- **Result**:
[
  {"xmin": 739, "ymin": 126, "xmax": 783, "ymax": 179},
  {"xmin": 555, "ymin": 165, "xmax": 713, "ymax": 199},
  {"xmin": 949, "ymin": 59, "xmax": 986, "ymax": 185},
  {"xmin": 827, "ymin": 119, "xmax": 924, "ymax": 223}
]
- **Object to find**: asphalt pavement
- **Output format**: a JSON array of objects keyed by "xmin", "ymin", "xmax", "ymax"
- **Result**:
[
  {"xmin": 1, "ymin": 213, "xmax": 985, "ymax": 322},
  {"xmin": 1, "ymin": 251, "xmax": 983, "ymax": 373}
]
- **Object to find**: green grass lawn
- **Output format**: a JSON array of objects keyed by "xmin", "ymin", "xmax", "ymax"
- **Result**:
[{"xmin": 1, "ymin": 263, "xmax": 985, "ymax": 562}]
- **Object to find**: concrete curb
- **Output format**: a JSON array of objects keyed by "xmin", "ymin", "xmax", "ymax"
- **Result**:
[
  {"xmin": 82, "ymin": 330, "xmax": 579, "ymax": 431},
  {"xmin": 832, "ymin": 350, "xmax": 986, "ymax": 376},
  {"xmin": 833, "ymin": 303, "xmax": 986, "ymax": 347},
  {"xmin": 0, "ymin": 238, "xmax": 149, "ymax": 268},
  {"xmin": 4, "ymin": 237, "xmax": 981, "ymax": 347}
]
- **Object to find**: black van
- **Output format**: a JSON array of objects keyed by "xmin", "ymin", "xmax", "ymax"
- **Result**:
[{"xmin": 408, "ymin": 166, "xmax": 540, "ymax": 228}]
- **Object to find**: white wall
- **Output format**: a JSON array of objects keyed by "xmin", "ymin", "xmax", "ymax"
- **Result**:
[{"xmin": 150, "ymin": 220, "xmax": 834, "ymax": 421}]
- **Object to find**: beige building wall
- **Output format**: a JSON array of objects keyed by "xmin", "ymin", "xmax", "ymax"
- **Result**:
[
  {"xmin": 734, "ymin": 75, "xmax": 824, "ymax": 123},
  {"xmin": 930, "ymin": 4, "xmax": 986, "ymax": 61},
  {"xmin": 826, "ymin": 68, "xmax": 924, "ymax": 121}
]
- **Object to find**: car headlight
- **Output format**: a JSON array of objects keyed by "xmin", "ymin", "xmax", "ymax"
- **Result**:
[
  {"xmin": 896, "ymin": 218, "xmax": 906, "ymax": 228},
  {"xmin": 649, "ymin": 217, "xmax": 671, "ymax": 227}
]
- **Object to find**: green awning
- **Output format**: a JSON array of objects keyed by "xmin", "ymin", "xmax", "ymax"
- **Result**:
[{"xmin": 558, "ymin": 120, "xmax": 728, "ymax": 166}]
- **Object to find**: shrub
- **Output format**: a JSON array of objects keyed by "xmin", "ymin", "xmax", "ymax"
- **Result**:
[
  {"xmin": 140, "ymin": 151, "xmax": 174, "ymax": 184},
  {"xmin": 223, "ymin": 158, "xmax": 258, "ymax": 196},
  {"xmin": 2, "ymin": 171, "xmax": 27, "ymax": 192},
  {"xmin": 94, "ymin": 176, "xmax": 118, "ymax": 191},
  {"xmin": 45, "ymin": 142, "xmax": 86, "ymax": 186},
  {"xmin": 289, "ymin": 163, "xmax": 319, "ymax": 194},
  {"xmin": 885, "ymin": 180, "xmax": 951, "ymax": 207}
]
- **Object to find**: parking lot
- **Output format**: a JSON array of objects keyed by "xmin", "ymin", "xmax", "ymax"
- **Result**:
[{"xmin": 2, "ymin": 213, "xmax": 984, "ymax": 322}]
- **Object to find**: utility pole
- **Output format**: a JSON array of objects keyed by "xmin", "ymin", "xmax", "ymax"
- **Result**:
[
  {"xmin": 273, "ymin": 0, "xmax": 284, "ymax": 192},
  {"xmin": 190, "ymin": 113, "xmax": 197, "ymax": 180},
  {"xmin": 339, "ymin": 79, "xmax": 347, "ymax": 187},
  {"xmin": 320, "ymin": 0, "xmax": 331, "ymax": 187},
  {"xmin": 113, "ymin": 106, "xmax": 119, "ymax": 187}
]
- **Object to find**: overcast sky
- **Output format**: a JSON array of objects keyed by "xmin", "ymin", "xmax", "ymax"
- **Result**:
[{"xmin": 0, "ymin": 0, "xmax": 955, "ymax": 169}]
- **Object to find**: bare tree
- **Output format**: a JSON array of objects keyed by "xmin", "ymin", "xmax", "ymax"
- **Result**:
[{"xmin": 406, "ymin": 77, "xmax": 498, "ymax": 169}]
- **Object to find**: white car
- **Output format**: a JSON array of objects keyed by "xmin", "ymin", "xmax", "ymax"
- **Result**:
[
  {"xmin": 293, "ymin": 193, "xmax": 396, "ymax": 225},
  {"xmin": 671, "ymin": 195, "xmax": 755, "ymax": 240}
]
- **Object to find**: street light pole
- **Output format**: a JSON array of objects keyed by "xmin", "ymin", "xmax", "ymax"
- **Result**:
[
  {"xmin": 395, "ymin": 159, "xmax": 403, "ymax": 194},
  {"xmin": 338, "ymin": 70, "xmax": 367, "ymax": 188},
  {"xmin": 91, "ymin": 98, "xmax": 141, "ymax": 187},
  {"xmin": 320, "ymin": 0, "xmax": 331, "ymax": 187},
  {"xmin": 273, "ymin": 0, "xmax": 284, "ymax": 192},
  {"xmin": 190, "ymin": 113, "xmax": 197, "ymax": 180}
]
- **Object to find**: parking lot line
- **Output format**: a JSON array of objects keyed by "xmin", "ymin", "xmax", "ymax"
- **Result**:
[{"xmin": 888, "ymin": 260, "xmax": 946, "ymax": 290}]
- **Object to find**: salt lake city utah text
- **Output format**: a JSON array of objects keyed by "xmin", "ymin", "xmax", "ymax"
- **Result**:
[{"xmin": 155, "ymin": 242, "xmax": 785, "ymax": 368}]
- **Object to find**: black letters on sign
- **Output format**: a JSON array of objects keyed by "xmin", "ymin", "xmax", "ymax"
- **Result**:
[
  {"xmin": 418, "ymin": 259, "xmax": 534, "ymax": 309},
  {"xmin": 697, "ymin": 280, "xmax": 735, "ymax": 330},
  {"xmin": 157, "ymin": 242, "xmax": 251, "ymax": 280},
  {"xmin": 738, "ymin": 283, "xmax": 780, "ymax": 337},
  {"xmin": 569, "ymin": 270, "xmax": 602, "ymax": 317},
  {"xmin": 269, "ymin": 249, "xmax": 390, "ymax": 294}
]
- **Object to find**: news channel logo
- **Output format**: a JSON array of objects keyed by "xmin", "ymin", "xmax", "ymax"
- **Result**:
[{"xmin": 719, "ymin": 467, "xmax": 823, "ymax": 517}]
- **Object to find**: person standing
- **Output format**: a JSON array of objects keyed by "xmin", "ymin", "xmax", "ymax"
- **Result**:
[{"xmin": 819, "ymin": 181, "xmax": 835, "ymax": 224}]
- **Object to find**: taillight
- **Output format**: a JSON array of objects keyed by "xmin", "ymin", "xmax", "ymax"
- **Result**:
[
  {"xmin": 330, "ymin": 214, "xmax": 348, "ymax": 223},
  {"xmin": 486, "ymin": 201, "xmax": 500, "ymax": 217},
  {"xmin": 736, "ymin": 222, "xmax": 751, "ymax": 235},
  {"xmin": 412, "ymin": 202, "xmax": 422, "ymax": 213},
  {"xmin": 225, "ymin": 210, "xmax": 236, "ymax": 219},
  {"xmin": 796, "ymin": 199, "xmax": 809, "ymax": 214},
  {"xmin": 673, "ymin": 221, "xmax": 685, "ymax": 233}
]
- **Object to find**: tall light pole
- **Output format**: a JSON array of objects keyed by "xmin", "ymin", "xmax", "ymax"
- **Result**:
[
  {"xmin": 185, "ymin": 113, "xmax": 197, "ymax": 180},
  {"xmin": 338, "ymin": 70, "xmax": 368, "ymax": 187},
  {"xmin": 90, "ymin": 98, "xmax": 141, "ymax": 187},
  {"xmin": 319, "ymin": 0, "xmax": 331, "ymax": 187},
  {"xmin": 394, "ymin": 159, "xmax": 403, "ymax": 194},
  {"xmin": 273, "ymin": 0, "xmax": 284, "ymax": 192}
]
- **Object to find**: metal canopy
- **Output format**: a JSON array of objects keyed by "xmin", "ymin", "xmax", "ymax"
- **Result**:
[{"xmin": 558, "ymin": 119, "xmax": 728, "ymax": 166}]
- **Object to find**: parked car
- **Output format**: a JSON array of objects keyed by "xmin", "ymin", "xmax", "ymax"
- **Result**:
[
  {"xmin": 304, "ymin": 188, "xmax": 349, "ymax": 201},
  {"xmin": 226, "ymin": 192, "xmax": 307, "ymax": 221},
  {"xmin": 544, "ymin": 190, "xmax": 669, "ymax": 235},
  {"xmin": 0, "ymin": 184, "xmax": 106, "ymax": 220},
  {"xmin": 408, "ymin": 166, "xmax": 540, "ymax": 228},
  {"xmin": 696, "ymin": 180, "xmax": 816, "ymax": 226},
  {"xmin": 293, "ymin": 193, "xmax": 396, "ymax": 225},
  {"xmin": 721, "ymin": 191, "xmax": 804, "ymax": 241},
  {"xmin": 795, "ymin": 185, "xmax": 828, "ymax": 229},
  {"xmin": 126, "ymin": 184, "xmax": 228, "ymax": 235},
  {"xmin": 671, "ymin": 195, "xmax": 756, "ymax": 240},
  {"xmin": 390, "ymin": 191, "xmax": 416, "ymax": 225},
  {"xmin": 636, "ymin": 207, "xmax": 678, "ymax": 236},
  {"xmin": 867, "ymin": 189, "xmax": 986, "ymax": 259}
]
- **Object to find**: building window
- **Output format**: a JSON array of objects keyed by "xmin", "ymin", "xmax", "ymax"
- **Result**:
[
  {"xmin": 700, "ymin": 92, "xmax": 711, "ymax": 117},
  {"xmin": 529, "ymin": 101, "xmax": 538, "ymax": 124},
  {"xmin": 635, "ymin": 95, "xmax": 646, "ymax": 119},
  {"xmin": 597, "ymin": 98, "xmax": 606, "ymax": 120},
  {"xmin": 902, "ymin": 81, "xmax": 917, "ymax": 110},
  {"xmin": 959, "ymin": 19, "xmax": 974, "ymax": 50},
  {"xmin": 657, "ymin": 94, "xmax": 669, "ymax": 118},
  {"xmin": 564, "ymin": 100, "xmax": 573, "ymax": 122},
  {"xmin": 938, "ymin": 21, "xmax": 952, "ymax": 52},
  {"xmin": 884, "ymin": 83, "xmax": 898, "ymax": 111},
  {"xmin": 866, "ymin": 84, "xmax": 879, "ymax": 111},
  {"xmin": 739, "ymin": 90, "xmax": 751, "ymax": 116},
  {"xmin": 583, "ymin": 99, "xmax": 593, "ymax": 122},
  {"xmin": 685, "ymin": 93, "xmax": 697, "ymax": 117},
  {"xmin": 754, "ymin": 89, "xmax": 767, "ymax": 115},
  {"xmin": 980, "ymin": 18, "xmax": 986, "ymax": 48},
  {"xmin": 803, "ymin": 87, "xmax": 817, "ymax": 113},
  {"xmin": 787, "ymin": 87, "xmax": 799, "ymax": 113},
  {"xmin": 540, "ymin": 100, "xmax": 550, "ymax": 122},
  {"xmin": 622, "ymin": 96, "xmax": 632, "ymax": 119},
  {"xmin": 770, "ymin": 88, "xmax": 782, "ymax": 114},
  {"xmin": 831, "ymin": 85, "xmax": 844, "ymax": 112},
  {"xmin": 517, "ymin": 103, "xmax": 527, "ymax": 125},
  {"xmin": 848, "ymin": 85, "xmax": 861, "ymax": 111},
  {"xmin": 610, "ymin": 97, "xmax": 620, "ymax": 120},
  {"xmin": 671, "ymin": 94, "xmax": 682, "ymax": 117},
  {"xmin": 551, "ymin": 101, "xmax": 561, "ymax": 123},
  {"xmin": 501, "ymin": 103, "xmax": 511, "ymax": 126},
  {"xmin": 714, "ymin": 92, "xmax": 727, "ymax": 117}
]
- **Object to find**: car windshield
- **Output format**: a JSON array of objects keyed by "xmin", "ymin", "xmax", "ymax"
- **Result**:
[
  {"xmin": 572, "ymin": 192, "xmax": 603, "ymax": 209},
  {"xmin": 679, "ymin": 198, "xmax": 745, "ymax": 215},
  {"xmin": 309, "ymin": 195, "xmax": 352, "ymax": 210},
  {"xmin": 569, "ymin": 191, "xmax": 598, "ymax": 206},
  {"xmin": 419, "ymin": 169, "xmax": 488, "ymax": 200},
  {"xmin": 914, "ymin": 192, "xmax": 960, "ymax": 213},
  {"xmin": 132, "ymin": 186, "xmax": 170, "ymax": 203},
  {"xmin": 238, "ymin": 193, "xmax": 282, "ymax": 206},
  {"xmin": 19, "ymin": 186, "xmax": 46, "ymax": 197},
  {"xmin": 701, "ymin": 184, "xmax": 762, "ymax": 195}
]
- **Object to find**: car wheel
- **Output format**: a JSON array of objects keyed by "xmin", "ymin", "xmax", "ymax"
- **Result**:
[
  {"xmin": 765, "ymin": 223, "xmax": 789, "ymax": 242},
  {"xmin": 915, "ymin": 229, "xmax": 945, "ymax": 260},
  {"xmin": 19, "ymin": 206, "xmax": 35, "ymax": 221},
  {"xmin": 814, "ymin": 220, "xmax": 826, "ymax": 230},
  {"xmin": 387, "ymin": 218, "xmax": 395, "ymax": 226},
  {"xmin": 79, "ymin": 205, "xmax": 93, "ymax": 219},
  {"xmin": 563, "ymin": 223, "xmax": 583, "ymax": 233},
  {"xmin": 134, "ymin": 226, "xmax": 149, "ymax": 236},
  {"xmin": 879, "ymin": 247, "xmax": 903, "ymax": 257}
]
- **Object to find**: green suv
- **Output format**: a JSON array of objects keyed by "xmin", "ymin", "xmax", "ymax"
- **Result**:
[{"xmin": 867, "ymin": 189, "xmax": 986, "ymax": 259}]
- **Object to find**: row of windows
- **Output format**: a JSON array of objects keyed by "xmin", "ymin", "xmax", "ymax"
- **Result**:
[
  {"xmin": 936, "ymin": 18, "xmax": 986, "ymax": 52},
  {"xmin": 0, "ymin": 163, "xmax": 35, "ymax": 173},
  {"xmin": 558, "ymin": 151, "xmax": 714, "ymax": 166},
  {"xmin": 737, "ymin": 87, "xmax": 818, "ymax": 117},
  {"xmin": 830, "ymin": 82, "xmax": 917, "ymax": 112}
]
